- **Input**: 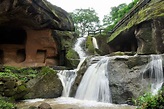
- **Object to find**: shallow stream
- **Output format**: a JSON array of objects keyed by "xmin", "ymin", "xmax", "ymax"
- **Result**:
[{"xmin": 16, "ymin": 97, "xmax": 136, "ymax": 109}]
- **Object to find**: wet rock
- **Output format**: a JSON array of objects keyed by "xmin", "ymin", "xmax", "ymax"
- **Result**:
[
  {"xmin": 38, "ymin": 102, "xmax": 52, "ymax": 109},
  {"xmin": 72, "ymin": 55, "xmax": 156, "ymax": 104}
]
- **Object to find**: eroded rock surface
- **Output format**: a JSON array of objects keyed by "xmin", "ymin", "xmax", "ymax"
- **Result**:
[
  {"xmin": 108, "ymin": 0, "xmax": 164, "ymax": 55},
  {"xmin": 0, "ymin": 0, "xmax": 76, "ymax": 67}
]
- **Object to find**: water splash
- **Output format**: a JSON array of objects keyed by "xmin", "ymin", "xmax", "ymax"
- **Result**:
[
  {"xmin": 58, "ymin": 70, "xmax": 77, "ymax": 97},
  {"xmin": 75, "ymin": 57, "xmax": 112, "ymax": 103},
  {"xmin": 149, "ymin": 55, "xmax": 163, "ymax": 95}
]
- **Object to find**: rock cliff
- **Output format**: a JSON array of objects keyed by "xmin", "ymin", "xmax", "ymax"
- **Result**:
[
  {"xmin": 0, "ymin": 0, "xmax": 76, "ymax": 67},
  {"xmin": 107, "ymin": 0, "xmax": 164, "ymax": 55}
]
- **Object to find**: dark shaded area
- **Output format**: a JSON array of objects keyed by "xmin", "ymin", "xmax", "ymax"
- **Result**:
[
  {"xmin": 0, "ymin": 26, "xmax": 26, "ymax": 44},
  {"xmin": 108, "ymin": 27, "xmax": 138, "ymax": 53}
]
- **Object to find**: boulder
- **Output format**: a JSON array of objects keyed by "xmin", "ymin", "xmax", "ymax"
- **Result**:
[
  {"xmin": 25, "ymin": 68, "xmax": 63, "ymax": 99},
  {"xmin": 38, "ymin": 102, "xmax": 52, "ymax": 109}
]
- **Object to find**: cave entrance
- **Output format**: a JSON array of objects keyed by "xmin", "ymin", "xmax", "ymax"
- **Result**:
[
  {"xmin": 0, "ymin": 26, "xmax": 27, "ymax": 64},
  {"xmin": 109, "ymin": 27, "xmax": 138, "ymax": 54}
]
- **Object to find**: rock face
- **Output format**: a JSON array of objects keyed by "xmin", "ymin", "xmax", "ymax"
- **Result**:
[
  {"xmin": 108, "ymin": 55, "xmax": 150, "ymax": 104},
  {"xmin": 25, "ymin": 69, "xmax": 63, "ymax": 99},
  {"xmin": 108, "ymin": 0, "xmax": 164, "ymax": 55},
  {"xmin": 0, "ymin": 0, "xmax": 75, "ymax": 67},
  {"xmin": 71, "ymin": 55, "xmax": 164, "ymax": 104}
]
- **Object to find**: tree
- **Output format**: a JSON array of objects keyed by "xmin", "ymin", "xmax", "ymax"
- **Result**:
[
  {"xmin": 103, "ymin": 0, "xmax": 139, "ymax": 32},
  {"xmin": 70, "ymin": 8, "xmax": 100, "ymax": 37},
  {"xmin": 103, "ymin": 3, "xmax": 127, "ymax": 28}
]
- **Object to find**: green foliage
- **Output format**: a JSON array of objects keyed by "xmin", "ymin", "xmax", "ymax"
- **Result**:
[
  {"xmin": 70, "ymin": 8, "xmax": 100, "ymax": 37},
  {"xmin": 0, "ymin": 66, "xmax": 39, "ymax": 82},
  {"xmin": 103, "ymin": 0, "xmax": 139, "ymax": 32},
  {"xmin": 40, "ymin": 66, "xmax": 56, "ymax": 75},
  {"xmin": 0, "ymin": 98, "xmax": 15, "ymax": 109},
  {"xmin": 134, "ymin": 88, "xmax": 164, "ymax": 109}
]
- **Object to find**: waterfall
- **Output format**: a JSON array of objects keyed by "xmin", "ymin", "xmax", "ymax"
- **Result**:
[
  {"xmin": 92, "ymin": 37, "xmax": 99, "ymax": 49},
  {"xmin": 74, "ymin": 37, "xmax": 86, "ymax": 58},
  {"xmin": 57, "ymin": 70, "xmax": 77, "ymax": 97},
  {"xmin": 149, "ymin": 55, "xmax": 163, "ymax": 95},
  {"xmin": 57, "ymin": 37, "xmax": 87, "ymax": 97},
  {"xmin": 75, "ymin": 57, "xmax": 112, "ymax": 103}
]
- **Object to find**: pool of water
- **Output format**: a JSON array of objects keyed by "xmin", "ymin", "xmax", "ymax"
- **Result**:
[{"xmin": 16, "ymin": 97, "xmax": 136, "ymax": 109}]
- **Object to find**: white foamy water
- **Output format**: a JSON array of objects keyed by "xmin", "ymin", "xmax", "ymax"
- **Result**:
[
  {"xmin": 17, "ymin": 97, "xmax": 136, "ymax": 109},
  {"xmin": 149, "ymin": 55, "xmax": 163, "ymax": 95},
  {"xmin": 75, "ymin": 57, "xmax": 112, "ymax": 103},
  {"xmin": 54, "ymin": 97, "xmax": 113, "ymax": 107},
  {"xmin": 74, "ymin": 37, "xmax": 86, "ymax": 58},
  {"xmin": 92, "ymin": 37, "xmax": 99, "ymax": 49},
  {"xmin": 57, "ymin": 70, "xmax": 77, "ymax": 97}
]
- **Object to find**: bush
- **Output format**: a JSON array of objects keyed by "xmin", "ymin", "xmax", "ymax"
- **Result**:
[
  {"xmin": 0, "ymin": 98, "xmax": 16, "ymax": 109},
  {"xmin": 134, "ymin": 87, "xmax": 164, "ymax": 109}
]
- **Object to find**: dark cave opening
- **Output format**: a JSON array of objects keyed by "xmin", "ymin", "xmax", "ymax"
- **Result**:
[
  {"xmin": 0, "ymin": 26, "xmax": 27, "ymax": 64},
  {"xmin": 109, "ymin": 27, "xmax": 138, "ymax": 53},
  {"xmin": 0, "ymin": 26, "xmax": 27, "ymax": 44}
]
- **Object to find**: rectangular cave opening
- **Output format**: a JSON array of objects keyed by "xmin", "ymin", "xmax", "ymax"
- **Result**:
[
  {"xmin": 16, "ymin": 49, "xmax": 26, "ymax": 63},
  {"xmin": 109, "ymin": 28, "xmax": 138, "ymax": 54},
  {"xmin": 36, "ymin": 50, "xmax": 46, "ymax": 63},
  {"xmin": 0, "ymin": 26, "xmax": 27, "ymax": 64}
]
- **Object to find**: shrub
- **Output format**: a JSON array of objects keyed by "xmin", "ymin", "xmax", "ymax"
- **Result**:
[
  {"xmin": 0, "ymin": 98, "xmax": 16, "ymax": 109},
  {"xmin": 134, "ymin": 87, "xmax": 164, "ymax": 109}
]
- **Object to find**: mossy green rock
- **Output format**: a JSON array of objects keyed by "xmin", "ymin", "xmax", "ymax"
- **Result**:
[
  {"xmin": 108, "ymin": 0, "xmax": 164, "ymax": 54},
  {"xmin": 108, "ymin": 0, "xmax": 164, "ymax": 43},
  {"xmin": 66, "ymin": 49, "xmax": 80, "ymax": 68},
  {"xmin": 86, "ymin": 36, "xmax": 95, "ymax": 55},
  {"xmin": 25, "ymin": 67, "xmax": 63, "ymax": 99}
]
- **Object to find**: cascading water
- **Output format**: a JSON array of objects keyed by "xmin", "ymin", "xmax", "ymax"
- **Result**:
[
  {"xmin": 149, "ymin": 55, "xmax": 164, "ymax": 95},
  {"xmin": 92, "ymin": 37, "xmax": 99, "ymax": 49},
  {"xmin": 75, "ymin": 57, "xmax": 112, "ymax": 103},
  {"xmin": 57, "ymin": 37, "xmax": 87, "ymax": 97},
  {"xmin": 74, "ymin": 37, "xmax": 87, "ymax": 58},
  {"xmin": 57, "ymin": 70, "xmax": 77, "ymax": 97}
]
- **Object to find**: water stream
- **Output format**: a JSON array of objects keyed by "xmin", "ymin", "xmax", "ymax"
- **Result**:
[
  {"xmin": 149, "ymin": 55, "xmax": 164, "ymax": 95},
  {"xmin": 74, "ymin": 37, "xmax": 87, "ymax": 58},
  {"xmin": 92, "ymin": 37, "xmax": 99, "ymax": 49},
  {"xmin": 75, "ymin": 57, "xmax": 112, "ymax": 103}
]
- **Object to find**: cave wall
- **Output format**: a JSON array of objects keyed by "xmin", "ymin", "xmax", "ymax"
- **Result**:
[{"xmin": 0, "ymin": 28, "xmax": 58, "ymax": 67}]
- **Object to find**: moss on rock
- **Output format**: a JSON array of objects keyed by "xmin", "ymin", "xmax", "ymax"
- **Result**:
[
  {"xmin": 86, "ymin": 36, "xmax": 95, "ymax": 55},
  {"xmin": 66, "ymin": 49, "xmax": 80, "ymax": 68},
  {"xmin": 108, "ymin": 0, "xmax": 164, "ymax": 43}
]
